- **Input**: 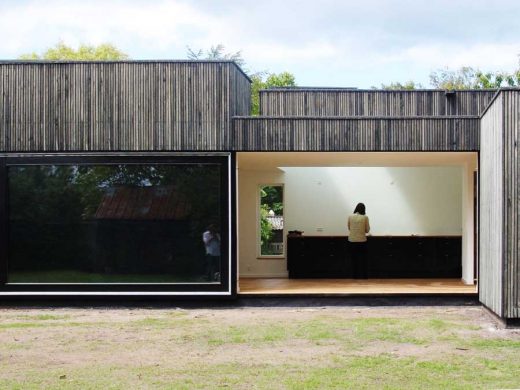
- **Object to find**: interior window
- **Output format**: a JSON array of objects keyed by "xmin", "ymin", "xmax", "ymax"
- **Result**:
[{"xmin": 259, "ymin": 185, "xmax": 284, "ymax": 256}]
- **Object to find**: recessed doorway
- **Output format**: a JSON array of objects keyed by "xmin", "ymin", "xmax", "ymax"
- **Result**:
[{"xmin": 236, "ymin": 152, "xmax": 478, "ymax": 296}]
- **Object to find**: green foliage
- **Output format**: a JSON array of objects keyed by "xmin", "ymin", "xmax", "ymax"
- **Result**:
[
  {"xmin": 251, "ymin": 71, "xmax": 297, "ymax": 115},
  {"xmin": 469, "ymin": 338, "xmax": 520, "ymax": 349},
  {"xmin": 259, "ymin": 204, "xmax": 273, "ymax": 250},
  {"xmin": 19, "ymin": 42, "xmax": 128, "ymax": 60},
  {"xmin": 475, "ymin": 69, "xmax": 520, "ymax": 88},
  {"xmin": 429, "ymin": 66, "xmax": 478, "ymax": 89},
  {"xmin": 2, "ymin": 310, "xmax": 520, "ymax": 389},
  {"xmin": 259, "ymin": 185, "xmax": 284, "ymax": 255},
  {"xmin": 8, "ymin": 270, "xmax": 204, "ymax": 283},
  {"xmin": 9, "ymin": 164, "xmax": 221, "ymax": 279},
  {"xmin": 185, "ymin": 44, "xmax": 296, "ymax": 115},
  {"xmin": 260, "ymin": 185, "xmax": 283, "ymax": 214},
  {"xmin": 379, "ymin": 80, "xmax": 424, "ymax": 90},
  {"xmin": 264, "ymin": 71, "xmax": 297, "ymax": 88},
  {"xmin": 9, "ymin": 166, "xmax": 84, "ymax": 223},
  {"xmin": 186, "ymin": 44, "xmax": 245, "ymax": 67},
  {"xmin": 430, "ymin": 66, "xmax": 520, "ymax": 90},
  {"xmin": 382, "ymin": 55, "xmax": 520, "ymax": 90}
]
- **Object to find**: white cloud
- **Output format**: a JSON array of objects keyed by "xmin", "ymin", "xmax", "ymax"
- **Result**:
[
  {"xmin": 387, "ymin": 43, "xmax": 520, "ymax": 71},
  {"xmin": 243, "ymin": 41, "xmax": 339, "ymax": 63},
  {"xmin": 0, "ymin": 0, "xmax": 519, "ymax": 87},
  {"xmin": 0, "ymin": 0, "xmax": 227, "ymax": 56}
]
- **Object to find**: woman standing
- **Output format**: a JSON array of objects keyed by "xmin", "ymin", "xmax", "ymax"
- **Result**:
[{"xmin": 348, "ymin": 203, "xmax": 370, "ymax": 279}]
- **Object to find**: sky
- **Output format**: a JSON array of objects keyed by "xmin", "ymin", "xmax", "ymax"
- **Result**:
[{"xmin": 1, "ymin": 0, "xmax": 519, "ymax": 88}]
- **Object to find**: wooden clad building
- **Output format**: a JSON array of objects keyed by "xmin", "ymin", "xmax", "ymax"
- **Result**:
[
  {"xmin": 0, "ymin": 60, "xmax": 519, "ymax": 323},
  {"xmin": 480, "ymin": 89, "xmax": 520, "ymax": 320},
  {"xmin": 0, "ymin": 61, "xmax": 250, "ymax": 151}
]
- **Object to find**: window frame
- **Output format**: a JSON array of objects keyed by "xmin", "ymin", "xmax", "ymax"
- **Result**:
[
  {"xmin": 257, "ymin": 183, "xmax": 285, "ymax": 259},
  {"xmin": 0, "ymin": 153, "xmax": 235, "ymax": 296}
]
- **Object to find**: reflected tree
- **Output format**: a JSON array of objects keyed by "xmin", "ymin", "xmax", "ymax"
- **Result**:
[{"xmin": 8, "ymin": 163, "xmax": 223, "ymax": 282}]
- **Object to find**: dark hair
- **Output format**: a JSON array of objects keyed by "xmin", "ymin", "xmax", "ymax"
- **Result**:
[
  {"xmin": 353, "ymin": 203, "xmax": 366, "ymax": 215},
  {"xmin": 207, "ymin": 223, "xmax": 218, "ymax": 231}
]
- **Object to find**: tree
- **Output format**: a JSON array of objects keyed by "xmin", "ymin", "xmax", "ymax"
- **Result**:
[
  {"xmin": 429, "ymin": 67, "xmax": 480, "ymax": 89},
  {"xmin": 430, "ymin": 65, "xmax": 520, "ymax": 90},
  {"xmin": 187, "ymin": 44, "xmax": 245, "ymax": 67},
  {"xmin": 474, "ymin": 70, "xmax": 520, "ymax": 88},
  {"xmin": 19, "ymin": 42, "xmax": 128, "ymax": 60},
  {"xmin": 382, "ymin": 55, "xmax": 520, "ymax": 90},
  {"xmin": 186, "ymin": 45, "xmax": 296, "ymax": 115},
  {"xmin": 379, "ymin": 81, "xmax": 424, "ymax": 90},
  {"xmin": 259, "ymin": 185, "xmax": 284, "ymax": 255},
  {"xmin": 251, "ymin": 71, "xmax": 297, "ymax": 115}
]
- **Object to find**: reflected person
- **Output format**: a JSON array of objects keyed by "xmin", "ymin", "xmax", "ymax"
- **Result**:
[
  {"xmin": 202, "ymin": 224, "xmax": 221, "ymax": 281},
  {"xmin": 347, "ymin": 203, "xmax": 370, "ymax": 279}
]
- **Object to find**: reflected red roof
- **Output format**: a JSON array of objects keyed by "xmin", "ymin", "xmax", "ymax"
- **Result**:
[{"xmin": 94, "ymin": 185, "xmax": 191, "ymax": 220}]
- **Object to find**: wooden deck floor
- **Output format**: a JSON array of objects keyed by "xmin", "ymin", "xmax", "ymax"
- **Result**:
[{"xmin": 238, "ymin": 278, "xmax": 477, "ymax": 296}]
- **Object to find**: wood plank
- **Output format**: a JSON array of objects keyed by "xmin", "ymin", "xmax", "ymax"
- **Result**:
[
  {"xmin": 259, "ymin": 89, "xmax": 496, "ymax": 117},
  {"xmin": 232, "ymin": 117, "xmax": 480, "ymax": 151},
  {"xmin": 502, "ymin": 90, "xmax": 520, "ymax": 319},
  {"xmin": 0, "ymin": 61, "xmax": 251, "ymax": 152},
  {"xmin": 479, "ymin": 93, "xmax": 504, "ymax": 317},
  {"xmin": 239, "ymin": 278, "xmax": 477, "ymax": 295}
]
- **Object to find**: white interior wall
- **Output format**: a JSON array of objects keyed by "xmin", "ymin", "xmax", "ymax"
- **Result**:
[
  {"xmin": 237, "ymin": 168, "xmax": 288, "ymax": 278},
  {"xmin": 461, "ymin": 162, "xmax": 475, "ymax": 284},
  {"xmin": 237, "ymin": 152, "xmax": 477, "ymax": 282},
  {"xmin": 283, "ymin": 167, "xmax": 462, "ymax": 236}
]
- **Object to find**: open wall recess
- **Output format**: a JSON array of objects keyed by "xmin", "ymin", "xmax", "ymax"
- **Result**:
[{"xmin": 237, "ymin": 152, "xmax": 477, "ymax": 289}]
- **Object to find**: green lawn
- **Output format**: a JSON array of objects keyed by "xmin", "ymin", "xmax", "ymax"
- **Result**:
[
  {"xmin": 8, "ymin": 270, "xmax": 207, "ymax": 283},
  {"xmin": 0, "ymin": 306, "xmax": 519, "ymax": 389}
]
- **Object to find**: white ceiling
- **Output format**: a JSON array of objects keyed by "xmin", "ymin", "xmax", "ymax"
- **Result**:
[{"xmin": 237, "ymin": 152, "xmax": 478, "ymax": 170}]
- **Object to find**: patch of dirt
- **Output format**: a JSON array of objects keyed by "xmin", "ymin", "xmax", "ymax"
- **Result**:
[{"xmin": 0, "ymin": 305, "xmax": 518, "ymax": 378}]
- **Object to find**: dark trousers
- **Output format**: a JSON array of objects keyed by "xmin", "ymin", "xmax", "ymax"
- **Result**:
[
  {"xmin": 350, "ymin": 242, "xmax": 368, "ymax": 279},
  {"xmin": 205, "ymin": 255, "xmax": 220, "ymax": 281}
]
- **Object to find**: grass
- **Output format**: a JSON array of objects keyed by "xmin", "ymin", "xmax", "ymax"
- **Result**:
[
  {"xmin": 8, "ymin": 270, "xmax": 207, "ymax": 283},
  {"xmin": 0, "ymin": 307, "xmax": 519, "ymax": 389},
  {"xmin": 15, "ymin": 314, "xmax": 71, "ymax": 321},
  {"xmin": 2, "ymin": 356, "xmax": 519, "ymax": 390},
  {"xmin": 469, "ymin": 338, "xmax": 520, "ymax": 349}
]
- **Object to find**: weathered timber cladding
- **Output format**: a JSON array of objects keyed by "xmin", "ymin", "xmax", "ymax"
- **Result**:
[
  {"xmin": 232, "ymin": 117, "xmax": 480, "ymax": 151},
  {"xmin": 259, "ymin": 89, "xmax": 497, "ymax": 117},
  {"xmin": 0, "ymin": 61, "xmax": 251, "ymax": 152},
  {"xmin": 479, "ymin": 93, "xmax": 504, "ymax": 317},
  {"xmin": 229, "ymin": 65, "xmax": 251, "ymax": 118},
  {"xmin": 503, "ymin": 90, "xmax": 520, "ymax": 318}
]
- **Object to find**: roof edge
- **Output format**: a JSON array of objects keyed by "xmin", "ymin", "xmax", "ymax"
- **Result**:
[
  {"xmin": 260, "ymin": 87, "xmax": 499, "ymax": 93},
  {"xmin": 233, "ymin": 115, "xmax": 480, "ymax": 120},
  {"xmin": 478, "ymin": 88, "xmax": 520, "ymax": 118},
  {"xmin": 0, "ymin": 59, "xmax": 252, "ymax": 83}
]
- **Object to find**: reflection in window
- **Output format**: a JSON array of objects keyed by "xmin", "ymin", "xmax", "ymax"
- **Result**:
[
  {"xmin": 8, "ymin": 164, "xmax": 223, "ymax": 284},
  {"xmin": 259, "ymin": 185, "xmax": 284, "ymax": 256}
]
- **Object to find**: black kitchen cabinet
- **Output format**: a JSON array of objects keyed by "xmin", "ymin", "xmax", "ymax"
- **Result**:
[{"xmin": 287, "ymin": 236, "xmax": 462, "ymax": 278}]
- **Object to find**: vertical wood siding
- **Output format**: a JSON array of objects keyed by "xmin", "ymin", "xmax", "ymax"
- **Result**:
[
  {"xmin": 0, "ymin": 61, "xmax": 250, "ymax": 152},
  {"xmin": 229, "ymin": 65, "xmax": 251, "ymax": 118},
  {"xmin": 232, "ymin": 117, "xmax": 480, "ymax": 151},
  {"xmin": 259, "ymin": 89, "xmax": 497, "ymax": 117},
  {"xmin": 228, "ymin": 66, "xmax": 252, "ymax": 148},
  {"xmin": 479, "ymin": 93, "xmax": 504, "ymax": 317},
  {"xmin": 503, "ymin": 90, "xmax": 520, "ymax": 318}
]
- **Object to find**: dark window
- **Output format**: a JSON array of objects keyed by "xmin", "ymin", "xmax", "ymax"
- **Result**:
[{"xmin": 7, "ymin": 162, "xmax": 225, "ymax": 285}]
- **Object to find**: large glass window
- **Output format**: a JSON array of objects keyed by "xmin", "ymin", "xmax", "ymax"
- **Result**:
[{"xmin": 7, "ymin": 162, "xmax": 226, "ymax": 285}]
